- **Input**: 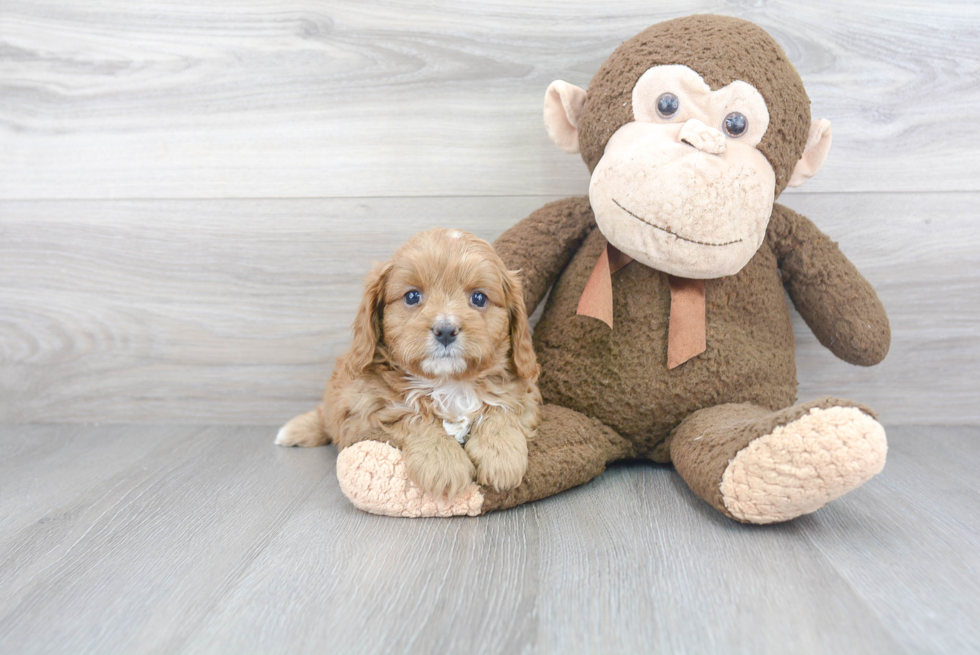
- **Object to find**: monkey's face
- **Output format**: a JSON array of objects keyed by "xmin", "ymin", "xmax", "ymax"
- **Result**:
[{"xmin": 588, "ymin": 65, "xmax": 776, "ymax": 279}]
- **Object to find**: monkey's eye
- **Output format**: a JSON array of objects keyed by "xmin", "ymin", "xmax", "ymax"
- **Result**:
[
  {"xmin": 656, "ymin": 93, "xmax": 680, "ymax": 118},
  {"xmin": 723, "ymin": 112, "xmax": 748, "ymax": 137},
  {"xmin": 404, "ymin": 290, "xmax": 422, "ymax": 306},
  {"xmin": 470, "ymin": 291, "xmax": 488, "ymax": 308}
]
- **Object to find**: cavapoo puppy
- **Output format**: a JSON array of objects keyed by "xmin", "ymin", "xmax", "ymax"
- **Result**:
[{"xmin": 276, "ymin": 228, "xmax": 541, "ymax": 498}]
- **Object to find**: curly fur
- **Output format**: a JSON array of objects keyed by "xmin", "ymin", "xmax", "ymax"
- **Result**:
[{"xmin": 276, "ymin": 228, "xmax": 541, "ymax": 498}]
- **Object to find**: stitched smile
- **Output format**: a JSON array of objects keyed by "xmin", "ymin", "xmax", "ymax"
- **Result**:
[{"xmin": 612, "ymin": 199, "xmax": 744, "ymax": 247}]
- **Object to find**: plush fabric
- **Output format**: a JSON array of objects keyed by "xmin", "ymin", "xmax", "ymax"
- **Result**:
[
  {"xmin": 668, "ymin": 397, "xmax": 877, "ymax": 519},
  {"xmin": 578, "ymin": 14, "xmax": 811, "ymax": 195},
  {"xmin": 336, "ymin": 404, "xmax": 633, "ymax": 517},
  {"xmin": 575, "ymin": 243, "xmax": 633, "ymax": 328},
  {"xmin": 480, "ymin": 404, "xmax": 634, "ymax": 512},
  {"xmin": 588, "ymin": 118, "xmax": 776, "ymax": 278},
  {"xmin": 332, "ymin": 14, "xmax": 891, "ymax": 524},
  {"xmin": 337, "ymin": 440, "xmax": 485, "ymax": 517},
  {"xmin": 769, "ymin": 204, "xmax": 891, "ymax": 365},
  {"xmin": 718, "ymin": 405, "xmax": 887, "ymax": 523},
  {"xmin": 665, "ymin": 276, "xmax": 706, "ymax": 369}
]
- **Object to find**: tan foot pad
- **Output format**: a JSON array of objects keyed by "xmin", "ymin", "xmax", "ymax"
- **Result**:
[
  {"xmin": 720, "ymin": 406, "xmax": 887, "ymax": 524},
  {"xmin": 336, "ymin": 441, "xmax": 484, "ymax": 518}
]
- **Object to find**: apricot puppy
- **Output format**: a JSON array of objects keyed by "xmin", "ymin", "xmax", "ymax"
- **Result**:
[{"xmin": 276, "ymin": 228, "xmax": 541, "ymax": 498}]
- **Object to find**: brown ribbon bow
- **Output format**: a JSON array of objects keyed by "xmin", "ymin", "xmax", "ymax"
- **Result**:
[{"xmin": 576, "ymin": 243, "xmax": 706, "ymax": 369}]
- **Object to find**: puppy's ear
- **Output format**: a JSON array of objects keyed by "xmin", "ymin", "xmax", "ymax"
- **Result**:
[
  {"xmin": 503, "ymin": 269, "xmax": 539, "ymax": 381},
  {"xmin": 344, "ymin": 261, "xmax": 392, "ymax": 377}
]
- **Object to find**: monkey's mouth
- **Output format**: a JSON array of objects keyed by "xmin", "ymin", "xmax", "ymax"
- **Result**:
[{"xmin": 612, "ymin": 199, "xmax": 743, "ymax": 247}]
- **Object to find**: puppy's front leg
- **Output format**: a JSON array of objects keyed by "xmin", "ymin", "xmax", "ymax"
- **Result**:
[
  {"xmin": 399, "ymin": 421, "xmax": 476, "ymax": 499},
  {"xmin": 465, "ymin": 407, "xmax": 530, "ymax": 492}
]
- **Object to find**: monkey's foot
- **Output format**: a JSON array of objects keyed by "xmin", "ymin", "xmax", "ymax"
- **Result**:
[
  {"xmin": 720, "ymin": 406, "xmax": 887, "ymax": 524},
  {"xmin": 336, "ymin": 441, "xmax": 484, "ymax": 517}
]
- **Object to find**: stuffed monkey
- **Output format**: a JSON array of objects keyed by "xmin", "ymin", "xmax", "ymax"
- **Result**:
[{"xmin": 328, "ymin": 14, "xmax": 891, "ymax": 523}]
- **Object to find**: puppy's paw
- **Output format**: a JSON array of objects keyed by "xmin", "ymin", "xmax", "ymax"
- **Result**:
[
  {"xmin": 337, "ymin": 441, "xmax": 483, "ymax": 517},
  {"xmin": 466, "ymin": 429, "xmax": 528, "ymax": 492},
  {"xmin": 404, "ymin": 438, "xmax": 476, "ymax": 499}
]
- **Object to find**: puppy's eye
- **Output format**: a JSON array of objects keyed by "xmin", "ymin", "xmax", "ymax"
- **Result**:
[
  {"xmin": 404, "ymin": 290, "xmax": 422, "ymax": 306},
  {"xmin": 470, "ymin": 291, "xmax": 488, "ymax": 308}
]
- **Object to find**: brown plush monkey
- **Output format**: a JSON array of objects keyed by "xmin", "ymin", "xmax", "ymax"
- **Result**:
[{"xmin": 334, "ymin": 14, "xmax": 891, "ymax": 523}]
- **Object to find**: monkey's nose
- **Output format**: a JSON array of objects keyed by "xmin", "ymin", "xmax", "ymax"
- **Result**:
[
  {"xmin": 432, "ymin": 322, "xmax": 459, "ymax": 346},
  {"xmin": 679, "ymin": 118, "xmax": 727, "ymax": 155}
]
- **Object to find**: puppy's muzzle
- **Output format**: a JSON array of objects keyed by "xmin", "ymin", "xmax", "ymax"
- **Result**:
[{"xmin": 432, "ymin": 321, "xmax": 459, "ymax": 347}]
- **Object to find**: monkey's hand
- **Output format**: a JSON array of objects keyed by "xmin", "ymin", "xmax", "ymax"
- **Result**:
[
  {"xmin": 768, "ymin": 203, "xmax": 890, "ymax": 366},
  {"xmin": 494, "ymin": 196, "xmax": 597, "ymax": 313}
]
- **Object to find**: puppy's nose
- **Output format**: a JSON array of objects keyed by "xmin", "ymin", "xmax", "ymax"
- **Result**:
[{"xmin": 432, "ymin": 322, "xmax": 459, "ymax": 346}]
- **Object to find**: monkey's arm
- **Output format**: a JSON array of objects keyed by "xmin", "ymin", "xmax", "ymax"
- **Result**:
[
  {"xmin": 767, "ymin": 203, "xmax": 890, "ymax": 366},
  {"xmin": 494, "ymin": 196, "xmax": 597, "ymax": 312}
]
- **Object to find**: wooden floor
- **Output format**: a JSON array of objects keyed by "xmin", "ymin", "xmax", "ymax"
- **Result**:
[{"xmin": 0, "ymin": 423, "xmax": 976, "ymax": 654}]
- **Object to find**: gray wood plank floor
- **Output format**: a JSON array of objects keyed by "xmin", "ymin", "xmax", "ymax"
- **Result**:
[{"xmin": 0, "ymin": 423, "xmax": 976, "ymax": 654}]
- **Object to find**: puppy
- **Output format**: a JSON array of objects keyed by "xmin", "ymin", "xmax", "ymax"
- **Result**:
[{"xmin": 276, "ymin": 228, "xmax": 541, "ymax": 498}]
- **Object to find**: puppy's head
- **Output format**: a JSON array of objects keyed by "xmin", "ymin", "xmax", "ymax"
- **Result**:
[{"xmin": 345, "ymin": 228, "xmax": 538, "ymax": 382}]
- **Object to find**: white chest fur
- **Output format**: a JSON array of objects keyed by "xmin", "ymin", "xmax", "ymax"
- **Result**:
[{"xmin": 404, "ymin": 376, "xmax": 484, "ymax": 444}]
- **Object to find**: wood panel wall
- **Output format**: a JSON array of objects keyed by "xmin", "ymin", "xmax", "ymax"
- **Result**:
[{"xmin": 1, "ymin": 1, "xmax": 977, "ymax": 424}]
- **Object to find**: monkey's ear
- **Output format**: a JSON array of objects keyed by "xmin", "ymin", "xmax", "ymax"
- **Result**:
[
  {"xmin": 544, "ymin": 80, "xmax": 587, "ymax": 154},
  {"xmin": 788, "ymin": 119, "xmax": 833, "ymax": 188}
]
